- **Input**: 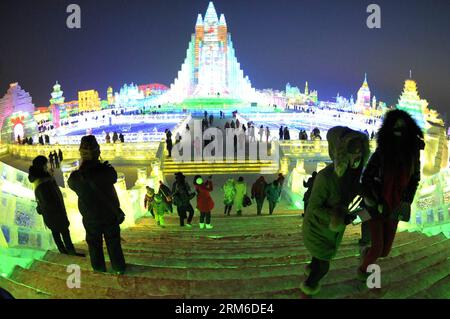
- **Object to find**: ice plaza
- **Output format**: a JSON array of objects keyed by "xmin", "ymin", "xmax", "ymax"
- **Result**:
[{"xmin": 0, "ymin": 2, "xmax": 448, "ymax": 299}]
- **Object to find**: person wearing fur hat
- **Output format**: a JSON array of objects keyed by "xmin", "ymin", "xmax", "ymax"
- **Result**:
[
  {"xmin": 358, "ymin": 110, "xmax": 424, "ymax": 281},
  {"xmin": 28, "ymin": 156, "xmax": 82, "ymax": 256},
  {"xmin": 301, "ymin": 126, "xmax": 370, "ymax": 297},
  {"xmin": 172, "ymin": 172, "xmax": 196, "ymax": 227},
  {"xmin": 68, "ymin": 135, "xmax": 126, "ymax": 274},
  {"xmin": 194, "ymin": 175, "xmax": 214, "ymax": 229},
  {"xmin": 144, "ymin": 186, "xmax": 155, "ymax": 218}
]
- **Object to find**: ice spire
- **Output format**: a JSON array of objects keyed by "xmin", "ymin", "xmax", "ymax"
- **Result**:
[
  {"xmin": 219, "ymin": 13, "xmax": 227, "ymax": 26},
  {"xmin": 196, "ymin": 14, "xmax": 203, "ymax": 26},
  {"xmin": 204, "ymin": 2, "xmax": 219, "ymax": 23}
]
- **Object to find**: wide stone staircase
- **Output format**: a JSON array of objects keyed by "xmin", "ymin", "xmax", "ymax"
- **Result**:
[{"xmin": 1, "ymin": 214, "xmax": 449, "ymax": 299}]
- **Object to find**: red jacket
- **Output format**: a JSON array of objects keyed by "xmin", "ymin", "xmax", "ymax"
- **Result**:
[{"xmin": 195, "ymin": 181, "xmax": 214, "ymax": 212}]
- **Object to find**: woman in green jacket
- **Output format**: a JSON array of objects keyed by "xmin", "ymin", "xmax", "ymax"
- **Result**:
[{"xmin": 301, "ymin": 127, "xmax": 370, "ymax": 297}]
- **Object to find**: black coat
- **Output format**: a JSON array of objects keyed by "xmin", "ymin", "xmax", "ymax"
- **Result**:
[
  {"xmin": 30, "ymin": 174, "xmax": 70, "ymax": 232},
  {"xmin": 361, "ymin": 149, "xmax": 421, "ymax": 219},
  {"xmin": 172, "ymin": 181, "xmax": 194, "ymax": 207},
  {"xmin": 68, "ymin": 161, "xmax": 121, "ymax": 227}
]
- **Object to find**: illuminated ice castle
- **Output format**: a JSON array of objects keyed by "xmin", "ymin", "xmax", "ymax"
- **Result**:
[{"xmin": 168, "ymin": 2, "xmax": 257, "ymax": 103}]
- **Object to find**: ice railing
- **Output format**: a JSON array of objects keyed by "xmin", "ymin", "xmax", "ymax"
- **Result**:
[
  {"xmin": 0, "ymin": 159, "xmax": 157, "ymax": 252},
  {"xmin": 38, "ymin": 113, "xmax": 190, "ymax": 145},
  {"xmin": 7, "ymin": 141, "xmax": 161, "ymax": 162}
]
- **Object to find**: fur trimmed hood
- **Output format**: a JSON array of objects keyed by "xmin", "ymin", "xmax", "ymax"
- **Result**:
[{"xmin": 326, "ymin": 126, "xmax": 370, "ymax": 176}]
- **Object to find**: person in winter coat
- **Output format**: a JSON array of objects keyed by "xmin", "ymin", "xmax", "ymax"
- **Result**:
[
  {"xmin": 234, "ymin": 177, "xmax": 247, "ymax": 216},
  {"xmin": 58, "ymin": 149, "xmax": 63, "ymax": 163},
  {"xmin": 265, "ymin": 180, "xmax": 281, "ymax": 215},
  {"xmin": 144, "ymin": 186, "xmax": 155, "ymax": 218},
  {"xmin": 105, "ymin": 132, "xmax": 111, "ymax": 144},
  {"xmin": 159, "ymin": 180, "xmax": 173, "ymax": 214},
  {"xmin": 68, "ymin": 135, "xmax": 126, "ymax": 274},
  {"xmin": 358, "ymin": 110, "xmax": 424, "ymax": 281},
  {"xmin": 223, "ymin": 179, "xmax": 236, "ymax": 216},
  {"xmin": 300, "ymin": 126, "xmax": 370, "ymax": 297},
  {"xmin": 28, "ymin": 156, "xmax": 81, "ymax": 256},
  {"xmin": 251, "ymin": 176, "xmax": 267, "ymax": 215},
  {"xmin": 277, "ymin": 173, "xmax": 285, "ymax": 187},
  {"xmin": 53, "ymin": 151, "xmax": 60, "ymax": 169},
  {"xmin": 166, "ymin": 130, "xmax": 173, "ymax": 158},
  {"xmin": 172, "ymin": 172, "xmax": 196, "ymax": 227},
  {"xmin": 302, "ymin": 171, "xmax": 317, "ymax": 216},
  {"xmin": 153, "ymin": 189, "xmax": 169, "ymax": 228},
  {"xmin": 49, "ymin": 152, "xmax": 55, "ymax": 171},
  {"xmin": 259, "ymin": 126, "xmax": 264, "ymax": 142},
  {"xmin": 194, "ymin": 175, "xmax": 214, "ymax": 229},
  {"xmin": 265, "ymin": 126, "xmax": 270, "ymax": 143}
]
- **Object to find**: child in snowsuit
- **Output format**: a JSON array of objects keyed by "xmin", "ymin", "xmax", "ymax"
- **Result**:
[{"xmin": 144, "ymin": 186, "xmax": 155, "ymax": 218}]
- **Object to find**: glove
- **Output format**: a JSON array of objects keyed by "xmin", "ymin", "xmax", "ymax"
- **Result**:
[{"xmin": 344, "ymin": 212, "xmax": 358, "ymax": 225}]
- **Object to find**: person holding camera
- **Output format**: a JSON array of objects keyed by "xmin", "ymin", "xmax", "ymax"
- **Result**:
[{"xmin": 68, "ymin": 135, "xmax": 126, "ymax": 274}]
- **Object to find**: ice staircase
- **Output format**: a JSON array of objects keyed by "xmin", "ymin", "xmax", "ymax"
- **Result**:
[
  {"xmin": 162, "ymin": 157, "xmax": 279, "ymax": 175},
  {"xmin": 1, "ymin": 214, "xmax": 449, "ymax": 299}
]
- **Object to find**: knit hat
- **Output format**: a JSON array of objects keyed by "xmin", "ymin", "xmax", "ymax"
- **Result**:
[{"xmin": 79, "ymin": 135, "xmax": 100, "ymax": 161}]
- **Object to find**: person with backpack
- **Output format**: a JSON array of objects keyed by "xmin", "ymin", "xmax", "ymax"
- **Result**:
[
  {"xmin": 300, "ymin": 126, "xmax": 369, "ymax": 297},
  {"xmin": 194, "ymin": 175, "xmax": 214, "ymax": 229},
  {"xmin": 234, "ymin": 177, "xmax": 247, "ymax": 216},
  {"xmin": 223, "ymin": 178, "xmax": 236, "ymax": 216},
  {"xmin": 358, "ymin": 110, "xmax": 424, "ymax": 281},
  {"xmin": 172, "ymin": 172, "xmax": 196, "ymax": 227},
  {"xmin": 28, "ymin": 156, "xmax": 82, "ymax": 256},
  {"xmin": 251, "ymin": 176, "xmax": 267, "ymax": 215},
  {"xmin": 68, "ymin": 135, "xmax": 126, "ymax": 274}
]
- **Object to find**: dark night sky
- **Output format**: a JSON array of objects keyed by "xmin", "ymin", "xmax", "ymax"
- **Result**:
[{"xmin": 0, "ymin": 0, "xmax": 449, "ymax": 117}]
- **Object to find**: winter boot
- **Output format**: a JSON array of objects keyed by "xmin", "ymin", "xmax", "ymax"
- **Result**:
[
  {"xmin": 357, "ymin": 267, "xmax": 370, "ymax": 282},
  {"xmin": 304, "ymin": 264, "xmax": 312, "ymax": 277},
  {"xmin": 300, "ymin": 281, "xmax": 321, "ymax": 296}
]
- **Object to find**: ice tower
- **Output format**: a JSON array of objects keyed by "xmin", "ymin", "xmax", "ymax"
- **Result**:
[
  {"xmin": 396, "ymin": 77, "xmax": 427, "ymax": 129},
  {"xmin": 168, "ymin": 2, "xmax": 256, "ymax": 103},
  {"xmin": 356, "ymin": 73, "xmax": 371, "ymax": 110}
]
